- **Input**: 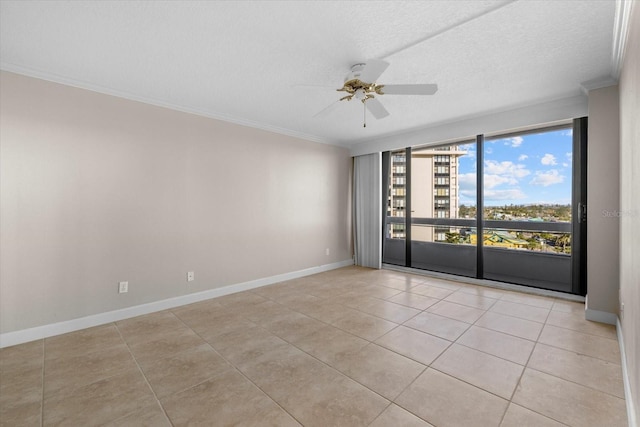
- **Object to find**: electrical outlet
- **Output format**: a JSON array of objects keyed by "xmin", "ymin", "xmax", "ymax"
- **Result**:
[
  {"xmin": 118, "ymin": 281, "xmax": 128, "ymax": 294},
  {"xmin": 325, "ymin": 248, "xmax": 330, "ymax": 256},
  {"xmin": 187, "ymin": 271, "xmax": 195, "ymax": 282},
  {"xmin": 620, "ymin": 302, "xmax": 624, "ymax": 320}
]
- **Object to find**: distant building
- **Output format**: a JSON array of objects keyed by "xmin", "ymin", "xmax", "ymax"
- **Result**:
[{"xmin": 387, "ymin": 146, "xmax": 467, "ymax": 242}]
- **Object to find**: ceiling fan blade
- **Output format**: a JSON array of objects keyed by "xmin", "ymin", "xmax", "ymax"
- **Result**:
[
  {"xmin": 378, "ymin": 84, "xmax": 438, "ymax": 95},
  {"xmin": 313, "ymin": 100, "xmax": 342, "ymax": 118},
  {"xmin": 365, "ymin": 97, "xmax": 390, "ymax": 119},
  {"xmin": 359, "ymin": 59, "xmax": 390, "ymax": 83}
]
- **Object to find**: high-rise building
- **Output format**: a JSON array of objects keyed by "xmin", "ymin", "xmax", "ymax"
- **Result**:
[{"xmin": 387, "ymin": 145, "xmax": 467, "ymax": 242}]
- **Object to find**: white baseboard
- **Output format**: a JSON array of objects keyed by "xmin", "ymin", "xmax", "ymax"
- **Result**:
[
  {"xmin": 0, "ymin": 259, "xmax": 354, "ymax": 348},
  {"xmin": 584, "ymin": 295, "xmax": 617, "ymax": 325},
  {"xmin": 585, "ymin": 308, "xmax": 618, "ymax": 325},
  {"xmin": 617, "ymin": 317, "xmax": 638, "ymax": 427}
]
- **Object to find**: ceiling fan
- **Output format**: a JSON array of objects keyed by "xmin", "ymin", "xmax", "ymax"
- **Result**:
[{"xmin": 315, "ymin": 59, "xmax": 438, "ymax": 127}]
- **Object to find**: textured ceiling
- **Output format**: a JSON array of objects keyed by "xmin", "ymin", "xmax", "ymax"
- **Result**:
[{"xmin": 0, "ymin": 1, "xmax": 617, "ymax": 147}]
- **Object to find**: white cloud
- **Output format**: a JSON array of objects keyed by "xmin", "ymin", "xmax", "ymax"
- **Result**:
[
  {"xmin": 518, "ymin": 154, "xmax": 528, "ymax": 161},
  {"xmin": 507, "ymin": 136, "xmax": 523, "ymax": 147},
  {"xmin": 530, "ymin": 169, "xmax": 564, "ymax": 186},
  {"xmin": 486, "ymin": 147, "xmax": 493, "ymax": 154},
  {"xmin": 541, "ymin": 154, "xmax": 557, "ymax": 165},
  {"xmin": 484, "ymin": 174, "xmax": 512, "ymax": 189},
  {"xmin": 562, "ymin": 162, "xmax": 569, "ymax": 167},
  {"xmin": 565, "ymin": 152, "xmax": 572, "ymax": 161},
  {"xmin": 484, "ymin": 160, "xmax": 530, "ymax": 181},
  {"xmin": 492, "ymin": 136, "xmax": 523, "ymax": 147},
  {"xmin": 562, "ymin": 129, "xmax": 573, "ymax": 137},
  {"xmin": 484, "ymin": 189, "xmax": 527, "ymax": 201}
]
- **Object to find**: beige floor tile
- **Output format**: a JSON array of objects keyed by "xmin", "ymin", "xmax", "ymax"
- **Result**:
[
  {"xmin": 0, "ymin": 351, "xmax": 42, "ymax": 427},
  {"xmin": 355, "ymin": 298, "xmax": 421, "ymax": 323},
  {"xmin": 215, "ymin": 290, "xmax": 268, "ymax": 310},
  {"xmin": 0, "ymin": 400, "xmax": 41, "ymax": 427},
  {"xmin": 269, "ymin": 370, "xmax": 389, "ymax": 427},
  {"xmin": 163, "ymin": 369, "xmax": 300, "ymax": 426},
  {"xmin": 500, "ymin": 403, "xmax": 565, "ymax": 427},
  {"xmin": 1, "ymin": 267, "xmax": 628, "ymax": 427},
  {"xmin": 538, "ymin": 324, "xmax": 621, "ymax": 364},
  {"xmin": 375, "ymin": 325, "xmax": 450, "ymax": 365},
  {"xmin": 1, "ymin": 364, "xmax": 42, "ymax": 407},
  {"xmin": 403, "ymin": 311, "xmax": 470, "ymax": 341},
  {"xmin": 444, "ymin": 291, "xmax": 499, "ymax": 310},
  {"xmin": 210, "ymin": 327, "xmax": 291, "ymax": 369},
  {"xmin": 295, "ymin": 300, "xmax": 353, "ymax": 324},
  {"xmin": 457, "ymin": 285, "xmax": 508, "ymax": 299},
  {"xmin": 0, "ymin": 340, "xmax": 43, "ymax": 373},
  {"xmin": 490, "ymin": 300, "xmax": 550, "ymax": 323},
  {"xmin": 171, "ymin": 301, "xmax": 235, "ymax": 331},
  {"xmin": 334, "ymin": 343, "xmax": 425, "ymax": 400},
  {"xmin": 238, "ymin": 345, "xmax": 319, "ymax": 397},
  {"xmin": 240, "ymin": 344, "xmax": 390, "ymax": 426},
  {"xmin": 251, "ymin": 282, "xmax": 303, "ymax": 300},
  {"xmin": 387, "ymin": 292, "xmax": 440, "ymax": 310},
  {"xmin": 275, "ymin": 291, "xmax": 323, "ymax": 308},
  {"xmin": 104, "ymin": 402, "xmax": 171, "ymax": 427},
  {"xmin": 408, "ymin": 284, "xmax": 455, "ymax": 299},
  {"xmin": 475, "ymin": 311, "xmax": 543, "ymax": 341},
  {"xmin": 500, "ymin": 292, "xmax": 555, "ymax": 309},
  {"xmin": 369, "ymin": 404, "xmax": 434, "ymax": 427},
  {"xmin": 513, "ymin": 368, "xmax": 627, "ymax": 427},
  {"xmin": 421, "ymin": 277, "xmax": 464, "ymax": 290},
  {"xmin": 127, "ymin": 326, "xmax": 204, "ymax": 366},
  {"xmin": 551, "ymin": 299, "xmax": 585, "ymax": 314},
  {"xmin": 141, "ymin": 343, "xmax": 233, "ymax": 398},
  {"xmin": 330, "ymin": 309, "xmax": 397, "ymax": 341},
  {"xmin": 432, "ymin": 344, "xmax": 523, "ymax": 399},
  {"xmin": 43, "ymin": 342, "xmax": 137, "ymax": 397},
  {"xmin": 243, "ymin": 300, "xmax": 296, "ymax": 323},
  {"xmin": 192, "ymin": 314, "xmax": 256, "ymax": 342},
  {"xmin": 363, "ymin": 285, "xmax": 405, "ymax": 299},
  {"xmin": 528, "ymin": 343, "xmax": 624, "ymax": 398},
  {"xmin": 295, "ymin": 325, "xmax": 368, "ymax": 366},
  {"xmin": 457, "ymin": 326, "xmax": 535, "ymax": 365},
  {"xmin": 300, "ymin": 281, "xmax": 350, "ymax": 299},
  {"xmin": 545, "ymin": 310, "xmax": 617, "ymax": 339},
  {"xmin": 396, "ymin": 368, "xmax": 509, "ymax": 427},
  {"xmin": 44, "ymin": 324, "xmax": 123, "ymax": 360},
  {"xmin": 43, "ymin": 368, "xmax": 156, "ymax": 426},
  {"xmin": 116, "ymin": 311, "xmax": 186, "ymax": 343},
  {"xmin": 426, "ymin": 300, "xmax": 485, "ymax": 323},
  {"xmin": 375, "ymin": 277, "xmax": 421, "ymax": 291},
  {"xmin": 263, "ymin": 312, "xmax": 326, "ymax": 343}
]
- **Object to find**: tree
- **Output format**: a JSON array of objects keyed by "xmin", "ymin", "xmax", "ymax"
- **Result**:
[{"xmin": 445, "ymin": 232, "xmax": 462, "ymax": 244}]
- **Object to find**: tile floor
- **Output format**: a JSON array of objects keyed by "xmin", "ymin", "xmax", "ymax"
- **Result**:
[{"xmin": 0, "ymin": 266, "xmax": 628, "ymax": 426}]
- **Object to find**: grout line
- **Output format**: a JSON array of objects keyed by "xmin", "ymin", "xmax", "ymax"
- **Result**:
[{"xmin": 112, "ymin": 323, "xmax": 175, "ymax": 427}]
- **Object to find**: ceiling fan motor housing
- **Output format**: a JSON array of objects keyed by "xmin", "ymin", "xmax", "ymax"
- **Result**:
[{"xmin": 345, "ymin": 63, "xmax": 367, "ymax": 83}]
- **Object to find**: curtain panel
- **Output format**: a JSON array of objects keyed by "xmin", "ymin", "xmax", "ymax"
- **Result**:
[{"xmin": 353, "ymin": 153, "xmax": 382, "ymax": 269}]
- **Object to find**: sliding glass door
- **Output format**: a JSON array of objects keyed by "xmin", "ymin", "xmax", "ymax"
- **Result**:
[{"xmin": 382, "ymin": 120, "xmax": 587, "ymax": 295}]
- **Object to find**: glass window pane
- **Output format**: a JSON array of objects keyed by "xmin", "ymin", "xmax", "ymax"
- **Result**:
[{"xmin": 482, "ymin": 128, "xmax": 572, "ymax": 252}]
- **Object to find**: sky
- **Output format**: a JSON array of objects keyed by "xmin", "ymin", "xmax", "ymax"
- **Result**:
[{"xmin": 457, "ymin": 128, "xmax": 573, "ymax": 206}]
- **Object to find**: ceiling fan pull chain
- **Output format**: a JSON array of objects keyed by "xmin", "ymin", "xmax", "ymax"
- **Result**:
[{"xmin": 363, "ymin": 102, "xmax": 366, "ymax": 128}]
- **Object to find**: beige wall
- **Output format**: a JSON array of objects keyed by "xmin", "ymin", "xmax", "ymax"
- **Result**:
[
  {"xmin": 619, "ymin": 1, "xmax": 640, "ymax": 420},
  {"xmin": 586, "ymin": 85, "xmax": 620, "ymax": 318},
  {"xmin": 0, "ymin": 71, "xmax": 352, "ymax": 334}
]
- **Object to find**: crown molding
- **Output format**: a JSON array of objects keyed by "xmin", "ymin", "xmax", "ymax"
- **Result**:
[
  {"xmin": 0, "ymin": 63, "xmax": 346, "ymax": 148},
  {"xmin": 579, "ymin": 76, "xmax": 619, "ymax": 94},
  {"xmin": 612, "ymin": 0, "xmax": 634, "ymax": 79}
]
